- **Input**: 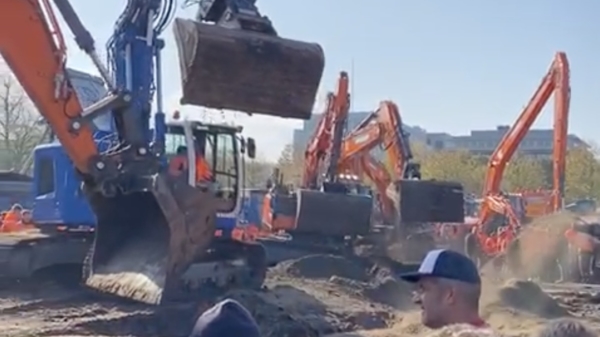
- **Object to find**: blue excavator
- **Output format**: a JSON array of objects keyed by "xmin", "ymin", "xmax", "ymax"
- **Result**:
[{"xmin": 0, "ymin": 0, "xmax": 324, "ymax": 305}]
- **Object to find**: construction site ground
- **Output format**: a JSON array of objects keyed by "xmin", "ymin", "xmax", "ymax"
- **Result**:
[{"xmin": 3, "ymin": 213, "xmax": 600, "ymax": 337}]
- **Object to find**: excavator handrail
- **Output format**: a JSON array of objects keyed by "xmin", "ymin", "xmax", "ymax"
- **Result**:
[{"xmin": 40, "ymin": 0, "xmax": 67, "ymax": 67}]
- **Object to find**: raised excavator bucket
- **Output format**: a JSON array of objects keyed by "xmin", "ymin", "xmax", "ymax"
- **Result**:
[
  {"xmin": 295, "ymin": 189, "xmax": 373, "ymax": 238},
  {"xmin": 83, "ymin": 123, "xmax": 220, "ymax": 305},
  {"xmin": 172, "ymin": 18, "xmax": 325, "ymax": 119}
]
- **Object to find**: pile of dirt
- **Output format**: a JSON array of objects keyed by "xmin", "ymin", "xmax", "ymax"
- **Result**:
[
  {"xmin": 278, "ymin": 254, "xmax": 371, "ymax": 281},
  {"xmin": 494, "ymin": 279, "xmax": 568, "ymax": 318},
  {"xmin": 481, "ymin": 212, "xmax": 578, "ymax": 282},
  {"xmin": 272, "ymin": 254, "xmax": 414, "ymax": 309}
]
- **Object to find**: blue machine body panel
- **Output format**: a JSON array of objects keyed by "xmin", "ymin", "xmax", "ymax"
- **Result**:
[
  {"xmin": 30, "ymin": 67, "xmax": 246, "ymax": 232},
  {"xmin": 240, "ymin": 189, "xmax": 267, "ymax": 226},
  {"xmin": 31, "ymin": 69, "xmax": 112, "ymax": 228}
]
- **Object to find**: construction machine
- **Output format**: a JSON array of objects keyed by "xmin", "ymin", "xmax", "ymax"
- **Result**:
[
  {"xmin": 464, "ymin": 52, "xmax": 570, "ymax": 265},
  {"xmin": 260, "ymin": 72, "xmax": 373, "ymax": 261},
  {"xmin": 0, "ymin": 0, "xmax": 323, "ymax": 304},
  {"xmin": 334, "ymin": 101, "xmax": 465, "ymax": 261},
  {"xmin": 262, "ymin": 82, "xmax": 464, "ymax": 263}
]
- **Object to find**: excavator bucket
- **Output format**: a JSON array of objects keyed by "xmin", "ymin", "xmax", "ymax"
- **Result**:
[
  {"xmin": 83, "ymin": 173, "xmax": 217, "ymax": 305},
  {"xmin": 396, "ymin": 179, "xmax": 465, "ymax": 223},
  {"xmin": 173, "ymin": 18, "xmax": 325, "ymax": 119},
  {"xmin": 294, "ymin": 189, "xmax": 373, "ymax": 237}
]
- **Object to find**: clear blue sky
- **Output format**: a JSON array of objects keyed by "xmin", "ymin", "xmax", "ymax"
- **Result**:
[{"xmin": 57, "ymin": 0, "xmax": 598, "ymax": 160}]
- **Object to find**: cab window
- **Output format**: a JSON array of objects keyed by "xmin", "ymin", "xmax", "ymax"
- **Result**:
[
  {"xmin": 165, "ymin": 133, "xmax": 186, "ymax": 157},
  {"xmin": 165, "ymin": 129, "xmax": 238, "ymax": 213}
]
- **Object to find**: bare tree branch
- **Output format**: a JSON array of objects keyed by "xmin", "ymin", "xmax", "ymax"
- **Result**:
[{"xmin": 0, "ymin": 74, "xmax": 44, "ymax": 172}]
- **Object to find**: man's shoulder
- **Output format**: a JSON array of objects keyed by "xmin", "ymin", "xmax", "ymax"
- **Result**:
[{"xmin": 426, "ymin": 324, "xmax": 501, "ymax": 337}]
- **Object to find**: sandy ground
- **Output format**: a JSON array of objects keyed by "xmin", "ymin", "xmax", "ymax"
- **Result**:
[
  {"xmin": 2, "ymin": 254, "xmax": 600, "ymax": 337},
  {"xmin": 3, "ymin": 213, "xmax": 600, "ymax": 337}
]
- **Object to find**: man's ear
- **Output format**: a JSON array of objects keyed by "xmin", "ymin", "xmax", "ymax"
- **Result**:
[{"xmin": 444, "ymin": 285, "xmax": 456, "ymax": 304}]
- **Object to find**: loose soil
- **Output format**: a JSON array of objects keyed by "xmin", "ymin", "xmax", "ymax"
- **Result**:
[{"xmin": 3, "ymin": 231, "xmax": 600, "ymax": 337}]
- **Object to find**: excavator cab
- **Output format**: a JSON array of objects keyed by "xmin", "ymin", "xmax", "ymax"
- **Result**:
[
  {"xmin": 173, "ymin": 0, "xmax": 325, "ymax": 119},
  {"xmin": 84, "ymin": 120, "xmax": 244, "ymax": 304}
]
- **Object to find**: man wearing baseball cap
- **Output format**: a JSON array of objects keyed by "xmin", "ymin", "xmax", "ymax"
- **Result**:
[{"xmin": 399, "ymin": 249, "xmax": 489, "ymax": 330}]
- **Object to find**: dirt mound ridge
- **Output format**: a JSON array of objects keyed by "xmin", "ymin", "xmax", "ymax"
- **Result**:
[
  {"xmin": 481, "ymin": 212, "xmax": 579, "ymax": 282},
  {"xmin": 271, "ymin": 254, "xmax": 414, "ymax": 310},
  {"xmin": 486, "ymin": 279, "xmax": 569, "ymax": 319},
  {"xmin": 277, "ymin": 254, "xmax": 371, "ymax": 281}
]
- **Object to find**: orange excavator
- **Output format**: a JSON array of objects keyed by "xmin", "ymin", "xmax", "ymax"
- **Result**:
[
  {"xmin": 465, "ymin": 51, "xmax": 570, "ymax": 262},
  {"xmin": 335, "ymin": 102, "xmax": 465, "ymax": 260},
  {"xmin": 262, "ymin": 72, "xmax": 374, "ymax": 249},
  {"xmin": 262, "ymin": 86, "xmax": 465, "ymax": 262}
]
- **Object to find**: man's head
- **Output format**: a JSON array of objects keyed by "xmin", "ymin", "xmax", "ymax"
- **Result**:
[
  {"xmin": 399, "ymin": 249, "xmax": 482, "ymax": 329},
  {"xmin": 538, "ymin": 319, "xmax": 596, "ymax": 337},
  {"xmin": 189, "ymin": 299, "xmax": 260, "ymax": 337}
]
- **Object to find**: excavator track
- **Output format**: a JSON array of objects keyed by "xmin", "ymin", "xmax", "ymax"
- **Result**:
[{"xmin": 0, "ymin": 231, "xmax": 91, "ymax": 288}]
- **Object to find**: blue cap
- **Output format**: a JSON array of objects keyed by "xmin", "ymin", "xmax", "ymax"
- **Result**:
[
  {"xmin": 189, "ymin": 299, "xmax": 260, "ymax": 337},
  {"xmin": 398, "ymin": 249, "xmax": 481, "ymax": 284}
]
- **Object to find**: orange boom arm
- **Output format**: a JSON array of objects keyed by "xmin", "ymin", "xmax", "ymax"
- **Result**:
[{"xmin": 0, "ymin": 0, "xmax": 97, "ymax": 174}]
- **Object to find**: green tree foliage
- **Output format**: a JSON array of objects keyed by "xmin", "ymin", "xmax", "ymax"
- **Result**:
[
  {"xmin": 382, "ymin": 141, "xmax": 600, "ymax": 200},
  {"xmin": 564, "ymin": 147, "xmax": 600, "ymax": 200},
  {"xmin": 283, "ymin": 137, "xmax": 600, "ymax": 201},
  {"xmin": 503, "ymin": 156, "xmax": 547, "ymax": 191},
  {"xmin": 420, "ymin": 149, "xmax": 486, "ymax": 193}
]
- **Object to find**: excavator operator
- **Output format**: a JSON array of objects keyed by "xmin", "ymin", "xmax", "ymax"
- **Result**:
[
  {"xmin": 195, "ymin": 153, "xmax": 212, "ymax": 182},
  {"xmin": 168, "ymin": 145, "xmax": 213, "ymax": 184}
]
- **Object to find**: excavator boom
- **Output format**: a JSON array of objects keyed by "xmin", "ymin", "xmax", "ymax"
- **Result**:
[
  {"xmin": 338, "ymin": 102, "xmax": 463, "ymax": 225},
  {"xmin": 473, "ymin": 52, "xmax": 570, "ymax": 258},
  {"xmin": 0, "ymin": 0, "xmax": 98, "ymax": 175}
]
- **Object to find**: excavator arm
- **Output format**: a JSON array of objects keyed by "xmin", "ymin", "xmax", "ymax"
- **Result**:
[
  {"xmin": 0, "ymin": 0, "xmax": 98, "ymax": 175},
  {"xmin": 2, "ymin": 0, "xmax": 326, "ymax": 305},
  {"xmin": 338, "ymin": 102, "xmax": 462, "ymax": 224},
  {"xmin": 302, "ymin": 72, "xmax": 350, "ymax": 188},
  {"xmin": 483, "ymin": 52, "xmax": 570, "ymax": 200},
  {"xmin": 475, "ymin": 52, "xmax": 570, "ymax": 257}
]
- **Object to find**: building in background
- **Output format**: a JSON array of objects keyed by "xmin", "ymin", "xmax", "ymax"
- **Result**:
[
  {"xmin": 293, "ymin": 114, "xmax": 587, "ymax": 160},
  {"xmin": 292, "ymin": 111, "xmax": 427, "ymax": 156},
  {"xmin": 426, "ymin": 125, "xmax": 587, "ymax": 157}
]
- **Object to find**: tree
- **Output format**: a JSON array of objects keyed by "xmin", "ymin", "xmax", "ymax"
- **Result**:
[
  {"xmin": 244, "ymin": 156, "xmax": 273, "ymax": 188},
  {"xmin": 503, "ymin": 156, "xmax": 547, "ymax": 191},
  {"xmin": 0, "ymin": 74, "xmax": 45, "ymax": 171},
  {"xmin": 564, "ymin": 147, "xmax": 600, "ymax": 200},
  {"xmin": 420, "ymin": 149, "xmax": 486, "ymax": 193},
  {"xmin": 276, "ymin": 143, "xmax": 304, "ymax": 185}
]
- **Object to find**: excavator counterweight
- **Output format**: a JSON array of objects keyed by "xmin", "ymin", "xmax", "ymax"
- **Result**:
[
  {"xmin": 173, "ymin": 18, "xmax": 324, "ymax": 119},
  {"xmin": 295, "ymin": 189, "xmax": 373, "ymax": 237}
]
